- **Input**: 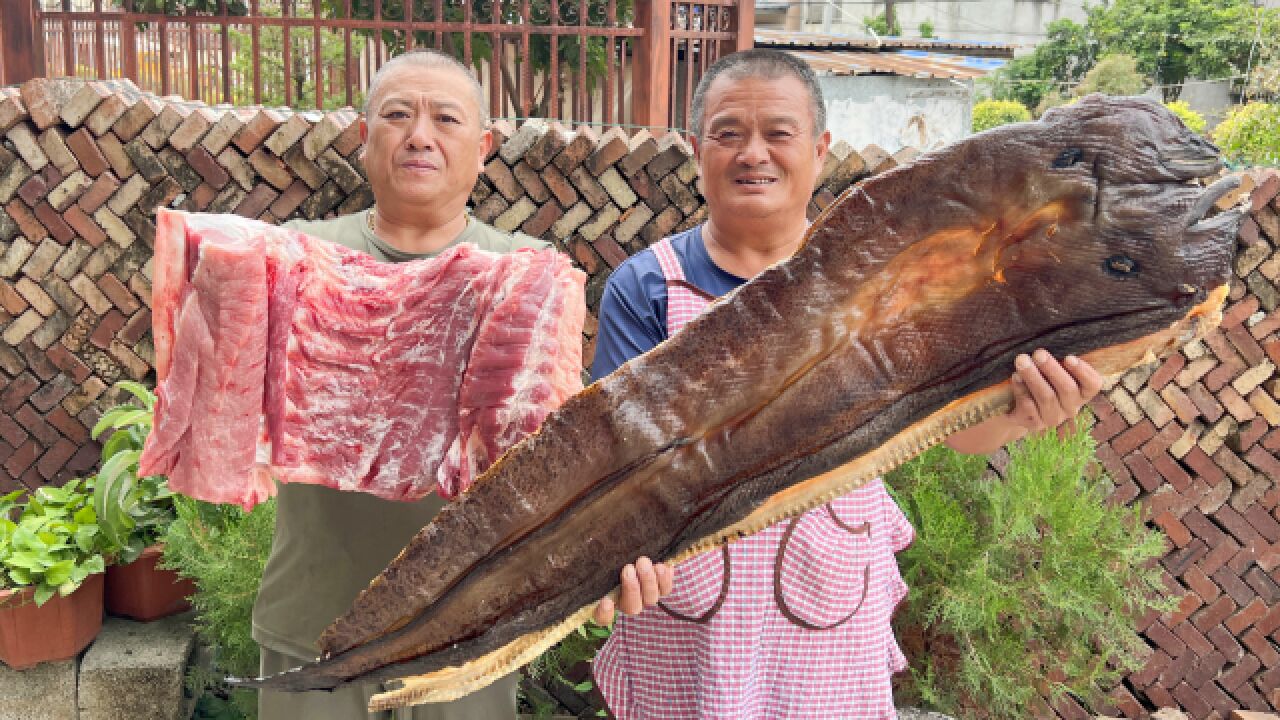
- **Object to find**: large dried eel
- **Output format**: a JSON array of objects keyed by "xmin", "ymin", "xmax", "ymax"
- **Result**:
[{"xmin": 233, "ymin": 95, "xmax": 1247, "ymax": 707}]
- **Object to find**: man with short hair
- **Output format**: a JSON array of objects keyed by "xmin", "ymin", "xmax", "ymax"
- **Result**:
[
  {"xmin": 252, "ymin": 49, "xmax": 666, "ymax": 720},
  {"xmin": 590, "ymin": 48, "xmax": 1103, "ymax": 719}
]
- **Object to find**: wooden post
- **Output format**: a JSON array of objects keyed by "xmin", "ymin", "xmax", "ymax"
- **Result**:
[
  {"xmin": 735, "ymin": 0, "xmax": 754, "ymax": 52},
  {"xmin": 631, "ymin": 0, "xmax": 671, "ymax": 129},
  {"xmin": 121, "ymin": 0, "xmax": 138, "ymax": 84},
  {"xmin": 1, "ymin": 0, "xmax": 47, "ymax": 84}
]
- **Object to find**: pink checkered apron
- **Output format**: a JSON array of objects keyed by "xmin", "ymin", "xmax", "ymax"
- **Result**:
[{"xmin": 592, "ymin": 235, "xmax": 915, "ymax": 720}]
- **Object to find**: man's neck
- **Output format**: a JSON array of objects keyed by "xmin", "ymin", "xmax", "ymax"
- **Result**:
[
  {"xmin": 702, "ymin": 214, "xmax": 810, "ymax": 279},
  {"xmin": 372, "ymin": 204, "xmax": 470, "ymax": 255}
]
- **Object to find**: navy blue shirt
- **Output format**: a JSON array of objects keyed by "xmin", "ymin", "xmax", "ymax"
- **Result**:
[{"xmin": 592, "ymin": 225, "xmax": 748, "ymax": 380}]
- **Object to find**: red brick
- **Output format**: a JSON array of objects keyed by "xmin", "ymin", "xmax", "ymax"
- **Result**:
[
  {"xmin": 35, "ymin": 437, "xmax": 77, "ymax": 479},
  {"xmin": 1187, "ymin": 382, "xmax": 1226, "ymax": 422},
  {"xmin": 1222, "ymin": 295, "xmax": 1261, "ymax": 329},
  {"xmin": 1245, "ymin": 564, "xmax": 1280, "ymax": 602},
  {"xmin": 1143, "ymin": 682, "xmax": 1176, "ymax": 708},
  {"xmin": 89, "ymin": 308, "xmax": 126, "ymax": 349},
  {"xmin": 64, "ymin": 128, "xmax": 108, "ymax": 177},
  {"xmin": 1151, "ymin": 451, "xmax": 1193, "ymax": 492},
  {"xmin": 1150, "ymin": 352, "xmax": 1187, "ymax": 391},
  {"xmin": 593, "ymin": 235, "xmax": 630, "ymax": 269},
  {"xmin": 4, "ymin": 439, "xmax": 41, "ymax": 477},
  {"xmin": 1207, "ymin": 623, "xmax": 1246, "ymax": 663},
  {"xmin": 1253, "ymin": 311, "xmax": 1280, "ymax": 340},
  {"xmin": 268, "ymin": 179, "xmax": 310, "ymax": 219},
  {"xmin": 1184, "ymin": 564, "xmax": 1222, "ymax": 603},
  {"xmin": 0, "ymin": 372, "xmax": 39, "ymax": 413},
  {"xmin": 0, "ymin": 414, "xmax": 28, "ymax": 448},
  {"xmin": 1227, "ymin": 323, "xmax": 1267, "ymax": 365},
  {"xmin": 186, "ymin": 146, "xmax": 230, "ymax": 189},
  {"xmin": 1161, "ymin": 384, "xmax": 1200, "ymax": 424},
  {"xmin": 18, "ymin": 173, "xmax": 49, "ymax": 206},
  {"xmin": 1168, "ymin": 589, "xmax": 1205, "ymax": 625},
  {"xmin": 96, "ymin": 273, "xmax": 140, "ymax": 314},
  {"xmin": 1220, "ymin": 654, "xmax": 1262, "ymax": 691},
  {"xmin": 1258, "ymin": 602, "xmax": 1280, "ymax": 635},
  {"xmin": 1242, "ymin": 626, "xmax": 1280, "ymax": 668},
  {"xmin": 0, "ymin": 282, "xmax": 29, "ymax": 315},
  {"xmin": 77, "ymin": 171, "xmax": 120, "ymax": 213},
  {"xmin": 63, "ymin": 204, "xmax": 107, "ymax": 247},
  {"xmin": 1194, "ymin": 593, "xmax": 1238, "ymax": 633},
  {"xmin": 45, "ymin": 342, "xmax": 91, "ymax": 383},
  {"xmin": 1207, "ymin": 329, "xmax": 1244, "ymax": 363},
  {"xmin": 1141, "ymin": 420, "xmax": 1183, "ymax": 459},
  {"xmin": 1245, "ymin": 446, "xmax": 1280, "ymax": 481},
  {"xmin": 1112, "ymin": 419, "xmax": 1157, "ymax": 456},
  {"xmin": 1184, "ymin": 446, "xmax": 1229, "ymax": 487},
  {"xmin": 1205, "ymin": 354, "xmax": 1247, "ymax": 392},
  {"xmin": 1091, "ymin": 409, "xmax": 1129, "ymax": 444},
  {"xmin": 1184, "ymin": 648, "xmax": 1226, "ymax": 687},
  {"xmin": 1155, "ymin": 511, "xmax": 1193, "ymax": 547},
  {"xmin": 1245, "ymin": 503, "xmax": 1280, "ymax": 545},
  {"xmin": 1227, "ymin": 597, "xmax": 1271, "ymax": 634},
  {"xmin": 1106, "ymin": 684, "xmax": 1144, "ymax": 719},
  {"xmin": 233, "ymin": 183, "xmax": 280, "ymax": 219},
  {"xmin": 1145, "ymin": 619, "xmax": 1188, "ymax": 657},
  {"xmin": 1131, "ymin": 648, "xmax": 1172, "ymax": 687},
  {"xmin": 1125, "ymin": 451, "xmax": 1163, "ymax": 492},
  {"xmin": 66, "ymin": 443, "xmax": 99, "ymax": 476},
  {"xmin": 1234, "ymin": 417, "xmax": 1269, "ymax": 453},
  {"xmin": 119, "ymin": 308, "xmax": 151, "ymax": 346},
  {"xmin": 1171, "ymin": 681, "xmax": 1213, "ymax": 717},
  {"xmin": 1200, "ymin": 534, "xmax": 1243, "ymax": 576},
  {"xmin": 45, "ymin": 407, "xmax": 87, "ymax": 444},
  {"xmin": 32, "ymin": 201, "xmax": 75, "ymax": 243},
  {"xmin": 1265, "ymin": 428, "xmax": 1280, "ymax": 452}
]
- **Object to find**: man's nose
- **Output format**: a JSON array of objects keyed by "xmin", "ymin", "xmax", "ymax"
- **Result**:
[
  {"xmin": 406, "ymin": 115, "xmax": 437, "ymax": 151},
  {"xmin": 737, "ymin": 131, "xmax": 768, "ymax": 165}
]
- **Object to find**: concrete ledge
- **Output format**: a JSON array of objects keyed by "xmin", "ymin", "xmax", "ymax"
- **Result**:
[
  {"xmin": 77, "ymin": 615, "xmax": 196, "ymax": 720},
  {"xmin": 0, "ymin": 659, "xmax": 78, "ymax": 720}
]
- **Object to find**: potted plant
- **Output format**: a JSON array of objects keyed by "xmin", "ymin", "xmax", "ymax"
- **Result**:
[
  {"xmin": 94, "ymin": 381, "xmax": 194, "ymax": 622},
  {"xmin": 0, "ymin": 478, "xmax": 108, "ymax": 669}
]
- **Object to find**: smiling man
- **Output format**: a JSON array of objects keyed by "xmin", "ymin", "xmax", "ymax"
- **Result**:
[
  {"xmin": 589, "ymin": 49, "xmax": 1102, "ymax": 719},
  {"xmin": 249, "ymin": 49, "xmax": 538, "ymax": 720}
]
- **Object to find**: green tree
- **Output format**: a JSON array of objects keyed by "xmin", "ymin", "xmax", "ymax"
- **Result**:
[
  {"xmin": 1213, "ymin": 102, "xmax": 1280, "ymax": 166},
  {"xmin": 918, "ymin": 20, "xmax": 934, "ymax": 39},
  {"xmin": 990, "ymin": 0, "xmax": 1280, "ymax": 110},
  {"xmin": 1164, "ymin": 99, "xmax": 1207, "ymax": 133}
]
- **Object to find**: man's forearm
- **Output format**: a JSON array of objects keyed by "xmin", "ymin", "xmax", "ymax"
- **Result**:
[{"xmin": 943, "ymin": 413, "xmax": 1026, "ymax": 456}]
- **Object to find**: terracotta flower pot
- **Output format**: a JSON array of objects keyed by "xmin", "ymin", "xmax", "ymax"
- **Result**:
[
  {"xmin": 105, "ymin": 544, "xmax": 196, "ymax": 622},
  {"xmin": 0, "ymin": 572, "xmax": 104, "ymax": 670}
]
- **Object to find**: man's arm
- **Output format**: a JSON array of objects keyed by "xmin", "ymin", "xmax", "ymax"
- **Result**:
[{"xmin": 945, "ymin": 350, "xmax": 1105, "ymax": 455}]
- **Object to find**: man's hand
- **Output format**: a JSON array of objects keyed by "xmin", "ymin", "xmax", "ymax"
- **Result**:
[
  {"xmin": 592, "ymin": 557, "xmax": 674, "ymax": 626},
  {"xmin": 946, "ymin": 349, "xmax": 1105, "ymax": 455}
]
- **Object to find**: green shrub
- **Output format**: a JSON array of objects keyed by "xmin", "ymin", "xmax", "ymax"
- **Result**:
[
  {"xmin": 1164, "ymin": 100, "xmax": 1207, "ymax": 134},
  {"xmin": 1072, "ymin": 53, "xmax": 1145, "ymax": 97},
  {"xmin": 972, "ymin": 99, "xmax": 1032, "ymax": 132},
  {"xmin": 161, "ymin": 495, "xmax": 277, "ymax": 719},
  {"xmin": 918, "ymin": 20, "xmax": 934, "ymax": 39},
  {"xmin": 887, "ymin": 421, "xmax": 1172, "ymax": 719},
  {"xmin": 0, "ymin": 478, "xmax": 108, "ymax": 605},
  {"xmin": 1213, "ymin": 102, "xmax": 1280, "ymax": 166}
]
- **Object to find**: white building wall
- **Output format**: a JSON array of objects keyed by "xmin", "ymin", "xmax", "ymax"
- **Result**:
[{"xmin": 819, "ymin": 74, "xmax": 973, "ymax": 153}]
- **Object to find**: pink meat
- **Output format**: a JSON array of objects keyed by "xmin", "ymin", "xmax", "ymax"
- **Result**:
[{"xmin": 139, "ymin": 209, "xmax": 586, "ymax": 509}]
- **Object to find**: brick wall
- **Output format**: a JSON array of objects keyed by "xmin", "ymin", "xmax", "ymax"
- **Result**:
[{"xmin": 0, "ymin": 77, "xmax": 1277, "ymax": 717}]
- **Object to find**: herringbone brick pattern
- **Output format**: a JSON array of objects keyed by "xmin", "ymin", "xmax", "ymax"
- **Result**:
[{"xmin": 0, "ymin": 77, "xmax": 1276, "ymax": 717}]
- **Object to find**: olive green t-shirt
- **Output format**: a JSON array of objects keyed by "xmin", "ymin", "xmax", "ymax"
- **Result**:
[{"xmin": 252, "ymin": 209, "xmax": 548, "ymax": 658}]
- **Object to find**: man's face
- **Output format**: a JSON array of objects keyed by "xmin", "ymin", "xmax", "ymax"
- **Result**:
[
  {"xmin": 692, "ymin": 74, "xmax": 830, "ymax": 224},
  {"xmin": 360, "ymin": 63, "xmax": 492, "ymax": 212}
]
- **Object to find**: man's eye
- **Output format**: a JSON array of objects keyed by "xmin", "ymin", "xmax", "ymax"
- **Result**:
[
  {"xmin": 716, "ymin": 131, "xmax": 740, "ymax": 140},
  {"xmin": 439, "ymin": 114, "xmax": 460, "ymax": 124},
  {"xmin": 384, "ymin": 110, "xmax": 409, "ymax": 119},
  {"xmin": 769, "ymin": 130, "xmax": 793, "ymax": 139}
]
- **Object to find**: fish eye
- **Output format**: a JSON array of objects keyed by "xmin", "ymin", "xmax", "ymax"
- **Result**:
[
  {"xmin": 1053, "ymin": 148, "xmax": 1084, "ymax": 168},
  {"xmin": 1104, "ymin": 254, "xmax": 1139, "ymax": 277}
]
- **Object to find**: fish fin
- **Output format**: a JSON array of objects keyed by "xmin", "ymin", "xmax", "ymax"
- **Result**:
[{"xmin": 367, "ymin": 601, "xmax": 606, "ymax": 711}]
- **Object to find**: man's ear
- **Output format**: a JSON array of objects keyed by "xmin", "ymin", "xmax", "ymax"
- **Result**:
[
  {"xmin": 477, "ymin": 129, "xmax": 493, "ymax": 173},
  {"xmin": 690, "ymin": 134, "xmax": 703, "ymax": 196},
  {"xmin": 813, "ymin": 129, "xmax": 831, "ymax": 179},
  {"xmin": 359, "ymin": 117, "xmax": 368, "ymax": 161}
]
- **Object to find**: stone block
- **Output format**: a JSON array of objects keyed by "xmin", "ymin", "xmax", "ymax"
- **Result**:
[
  {"xmin": 0, "ymin": 659, "xmax": 78, "ymax": 720},
  {"xmin": 78, "ymin": 614, "xmax": 196, "ymax": 720}
]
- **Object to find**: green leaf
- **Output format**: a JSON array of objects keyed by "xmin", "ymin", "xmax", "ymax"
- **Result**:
[
  {"xmin": 33, "ymin": 584, "xmax": 56, "ymax": 606},
  {"xmin": 91, "ymin": 408, "xmax": 152, "ymax": 441},
  {"xmin": 114, "ymin": 381, "xmax": 156, "ymax": 411},
  {"xmin": 44, "ymin": 559, "xmax": 74, "ymax": 587},
  {"xmin": 101, "ymin": 429, "xmax": 139, "ymax": 465},
  {"xmin": 83, "ymin": 554, "xmax": 105, "ymax": 575},
  {"xmin": 8, "ymin": 568, "xmax": 31, "ymax": 586}
]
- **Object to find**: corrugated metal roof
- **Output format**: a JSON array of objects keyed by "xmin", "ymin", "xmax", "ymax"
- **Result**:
[
  {"xmin": 755, "ymin": 28, "xmax": 1018, "ymax": 56},
  {"xmin": 784, "ymin": 49, "xmax": 1002, "ymax": 80}
]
